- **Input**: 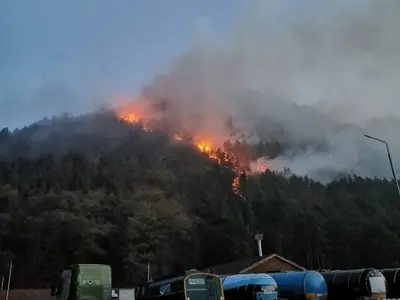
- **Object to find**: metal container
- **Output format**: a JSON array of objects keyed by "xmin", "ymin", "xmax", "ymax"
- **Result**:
[
  {"xmin": 320, "ymin": 268, "xmax": 387, "ymax": 300},
  {"xmin": 380, "ymin": 268, "xmax": 400, "ymax": 299},
  {"xmin": 268, "ymin": 271, "xmax": 328, "ymax": 300},
  {"xmin": 221, "ymin": 274, "xmax": 279, "ymax": 300}
]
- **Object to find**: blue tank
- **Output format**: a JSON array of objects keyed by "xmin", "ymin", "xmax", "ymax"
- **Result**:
[
  {"xmin": 268, "ymin": 271, "xmax": 328, "ymax": 300},
  {"xmin": 222, "ymin": 274, "xmax": 279, "ymax": 300}
]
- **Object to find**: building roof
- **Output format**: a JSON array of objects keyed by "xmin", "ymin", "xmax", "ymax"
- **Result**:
[
  {"xmin": 203, "ymin": 253, "xmax": 306, "ymax": 274},
  {"xmin": 203, "ymin": 256, "xmax": 264, "ymax": 274}
]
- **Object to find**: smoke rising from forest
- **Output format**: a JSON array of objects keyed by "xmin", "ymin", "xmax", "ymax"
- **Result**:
[
  {"xmin": 141, "ymin": 0, "xmax": 400, "ymax": 181},
  {"xmin": 2, "ymin": 0, "xmax": 400, "ymax": 181}
]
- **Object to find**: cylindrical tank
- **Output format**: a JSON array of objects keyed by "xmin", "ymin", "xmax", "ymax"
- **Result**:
[
  {"xmin": 222, "ymin": 274, "xmax": 279, "ymax": 300},
  {"xmin": 380, "ymin": 268, "xmax": 400, "ymax": 299},
  {"xmin": 320, "ymin": 268, "xmax": 387, "ymax": 300},
  {"xmin": 268, "ymin": 271, "xmax": 328, "ymax": 300}
]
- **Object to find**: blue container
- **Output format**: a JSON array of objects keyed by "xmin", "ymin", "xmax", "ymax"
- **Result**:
[
  {"xmin": 268, "ymin": 271, "xmax": 328, "ymax": 300},
  {"xmin": 222, "ymin": 274, "xmax": 279, "ymax": 300}
]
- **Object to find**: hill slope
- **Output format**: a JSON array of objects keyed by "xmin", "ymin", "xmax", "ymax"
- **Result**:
[{"xmin": 0, "ymin": 111, "xmax": 400, "ymax": 288}]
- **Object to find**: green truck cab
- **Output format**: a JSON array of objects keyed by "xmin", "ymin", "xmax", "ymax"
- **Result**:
[{"xmin": 51, "ymin": 264, "xmax": 112, "ymax": 300}]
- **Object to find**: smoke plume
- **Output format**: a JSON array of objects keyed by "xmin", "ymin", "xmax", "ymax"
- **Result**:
[
  {"xmin": 3, "ymin": 0, "xmax": 400, "ymax": 181},
  {"xmin": 140, "ymin": 0, "xmax": 400, "ymax": 181}
]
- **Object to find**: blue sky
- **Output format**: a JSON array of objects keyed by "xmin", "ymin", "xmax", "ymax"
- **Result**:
[
  {"xmin": 0, "ymin": 0, "xmax": 375, "ymax": 129},
  {"xmin": 0, "ymin": 0, "xmax": 256, "ymax": 128},
  {"xmin": 0, "ymin": 0, "xmax": 317, "ymax": 129},
  {"xmin": 2, "ymin": 0, "xmax": 400, "ymax": 179}
]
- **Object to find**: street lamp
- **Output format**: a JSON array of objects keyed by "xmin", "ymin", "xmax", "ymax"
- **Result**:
[{"xmin": 364, "ymin": 134, "xmax": 400, "ymax": 197}]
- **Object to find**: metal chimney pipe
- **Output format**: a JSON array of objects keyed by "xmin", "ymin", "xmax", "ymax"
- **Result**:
[
  {"xmin": 257, "ymin": 240, "xmax": 262, "ymax": 257},
  {"xmin": 254, "ymin": 233, "xmax": 264, "ymax": 257}
]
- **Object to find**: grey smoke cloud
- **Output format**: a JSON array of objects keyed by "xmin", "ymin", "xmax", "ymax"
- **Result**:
[
  {"xmin": 141, "ymin": 0, "xmax": 400, "ymax": 181},
  {"xmin": 2, "ymin": 0, "xmax": 400, "ymax": 181}
]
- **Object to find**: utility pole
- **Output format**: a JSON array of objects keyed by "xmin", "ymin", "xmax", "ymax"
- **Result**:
[
  {"xmin": 147, "ymin": 261, "xmax": 151, "ymax": 282},
  {"xmin": 5, "ymin": 261, "xmax": 12, "ymax": 300},
  {"xmin": 364, "ymin": 134, "xmax": 400, "ymax": 197}
]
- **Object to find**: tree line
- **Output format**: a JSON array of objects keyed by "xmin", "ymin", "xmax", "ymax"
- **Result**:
[{"xmin": 1, "ymin": 112, "xmax": 400, "ymax": 288}]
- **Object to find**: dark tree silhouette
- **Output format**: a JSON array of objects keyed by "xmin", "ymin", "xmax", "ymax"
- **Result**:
[{"xmin": 1, "ymin": 112, "xmax": 400, "ymax": 288}]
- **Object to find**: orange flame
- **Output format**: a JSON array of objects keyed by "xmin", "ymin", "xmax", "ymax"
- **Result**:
[
  {"xmin": 121, "ymin": 113, "xmax": 140, "ymax": 123},
  {"xmin": 115, "ymin": 96, "xmax": 268, "ymax": 198},
  {"xmin": 232, "ymin": 176, "xmax": 241, "ymax": 196},
  {"xmin": 197, "ymin": 141, "xmax": 212, "ymax": 153},
  {"xmin": 115, "ymin": 97, "xmax": 154, "ymax": 131}
]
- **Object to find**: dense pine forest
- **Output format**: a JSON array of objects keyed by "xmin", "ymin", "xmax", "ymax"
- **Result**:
[{"xmin": 1, "ymin": 111, "xmax": 400, "ymax": 288}]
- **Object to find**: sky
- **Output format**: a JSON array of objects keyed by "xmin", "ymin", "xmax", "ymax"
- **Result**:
[
  {"xmin": 0, "ymin": 0, "xmax": 329, "ymax": 129},
  {"xmin": 0, "ymin": 0, "xmax": 256, "ymax": 128},
  {"xmin": 2, "ymin": 0, "xmax": 400, "ymax": 180}
]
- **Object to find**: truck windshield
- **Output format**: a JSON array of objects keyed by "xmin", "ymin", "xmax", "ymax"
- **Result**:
[
  {"xmin": 369, "ymin": 276, "xmax": 386, "ymax": 294},
  {"xmin": 185, "ymin": 275, "xmax": 222, "ymax": 300}
]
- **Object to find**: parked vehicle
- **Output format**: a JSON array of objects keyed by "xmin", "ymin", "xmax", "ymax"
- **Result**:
[
  {"xmin": 268, "ymin": 271, "xmax": 328, "ymax": 300},
  {"xmin": 51, "ymin": 264, "xmax": 112, "ymax": 300},
  {"xmin": 221, "ymin": 273, "xmax": 279, "ymax": 300},
  {"xmin": 135, "ymin": 269, "xmax": 225, "ymax": 300},
  {"xmin": 320, "ymin": 268, "xmax": 387, "ymax": 300},
  {"xmin": 380, "ymin": 268, "xmax": 400, "ymax": 299}
]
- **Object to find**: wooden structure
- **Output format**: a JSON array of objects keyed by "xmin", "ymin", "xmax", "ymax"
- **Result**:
[{"xmin": 205, "ymin": 253, "xmax": 306, "ymax": 274}]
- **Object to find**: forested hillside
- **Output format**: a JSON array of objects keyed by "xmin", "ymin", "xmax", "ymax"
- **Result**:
[{"xmin": 1, "ymin": 112, "xmax": 400, "ymax": 288}]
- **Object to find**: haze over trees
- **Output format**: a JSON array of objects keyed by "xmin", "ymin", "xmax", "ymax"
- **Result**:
[{"xmin": 0, "ymin": 112, "xmax": 400, "ymax": 288}]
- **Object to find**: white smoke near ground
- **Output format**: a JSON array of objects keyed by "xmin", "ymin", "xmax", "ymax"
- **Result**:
[{"xmin": 141, "ymin": 0, "xmax": 400, "ymax": 181}]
